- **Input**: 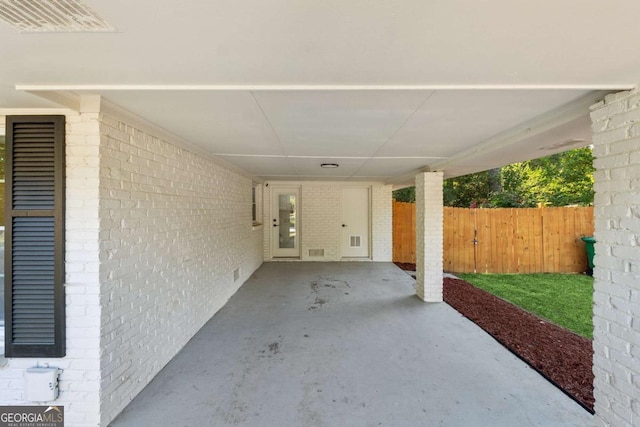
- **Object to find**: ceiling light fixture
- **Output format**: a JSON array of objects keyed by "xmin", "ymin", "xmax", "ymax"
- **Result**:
[{"xmin": 320, "ymin": 163, "xmax": 339, "ymax": 168}]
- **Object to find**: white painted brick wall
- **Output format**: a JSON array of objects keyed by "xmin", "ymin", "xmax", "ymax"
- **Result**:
[
  {"xmin": 591, "ymin": 88, "xmax": 640, "ymax": 427},
  {"xmin": 372, "ymin": 185, "xmax": 393, "ymax": 262},
  {"xmin": 262, "ymin": 183, "xmax": 271, "ymax": 261},
  {"xmin": 1, "ymin": 109, "xmax": 391, "ymax": 423},
  {"xmin": 415, "ymin": 172, "xmax": 444, "ymax": 302},
  {"xmin": 0, "ymin": 112, "xmax": 103, "ymax": 427},
  {"xmin": 301, "ymin": 183, "xmax": 341, "ymax": 260},
  {"xmin": 97, "ymin": 113, "xmax": 263, "ymax": 425},
  {"xmin": 262, "ymin": 182, "xmax": 392, "ymax": 261}
]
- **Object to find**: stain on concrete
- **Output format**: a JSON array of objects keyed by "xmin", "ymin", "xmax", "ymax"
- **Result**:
[
  {"xmin": 308, "ymin": 276, "xmax": 351, "ymax": 310},
  {"xmin": 216, "ymin": 367, "xmax": 250, "ymax": 424},
  {"xmin": 310, "ymin": 281, "xmax": 320, "ymax": 293},
  {"xmin": 298, "ymin": 381, "xmax": 324, "ymax": 426},
  {"xmin": 258, "ymin": 336, "xmax": 284, "ymax": 357}
]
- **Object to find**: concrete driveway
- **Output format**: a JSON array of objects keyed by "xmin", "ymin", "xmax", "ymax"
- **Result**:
[{"xmin": 110, "ymin": 262, "xmax": 592, "ymax": 427}]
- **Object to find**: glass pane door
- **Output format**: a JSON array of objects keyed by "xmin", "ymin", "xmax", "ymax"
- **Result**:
[{"xmin": 272, "ymin": 189, "xmax": 300, "ymax": 257}]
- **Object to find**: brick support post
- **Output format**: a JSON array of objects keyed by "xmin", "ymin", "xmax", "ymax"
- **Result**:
[
  {"xmin": 590, "ymin": 88, "xmax": 640, "ymax": 426},
  {"xmin": 415, "ymin": 172, "xmax": 444, "ymax": 302}
]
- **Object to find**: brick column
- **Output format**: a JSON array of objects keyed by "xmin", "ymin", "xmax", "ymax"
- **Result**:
[
  {"xmin": 415, "ymin": 172, "xmax": 444, "ymax": 302},
  {"xmin": 590, "ymin": 88, "xmax": 640, "ymax": 426}
]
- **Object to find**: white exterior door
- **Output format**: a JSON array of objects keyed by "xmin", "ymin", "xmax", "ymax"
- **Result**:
[
  {"xmin": 271, "ymin": 188, "xmax": 300, "ymax": 257},
  {"xmin": 341, "ymin": 187, "xmax": 370, "ymax": 258}
]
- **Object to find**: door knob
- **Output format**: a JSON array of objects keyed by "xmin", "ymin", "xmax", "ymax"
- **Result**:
[{"xmin": 342, "ymin": 224, "xmax": 346, "ymax": 227}]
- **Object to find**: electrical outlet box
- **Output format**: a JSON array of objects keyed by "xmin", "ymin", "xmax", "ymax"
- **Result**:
[{"xmin": 24, "ymin": 367, "xmax": 59, "ymax": 402}]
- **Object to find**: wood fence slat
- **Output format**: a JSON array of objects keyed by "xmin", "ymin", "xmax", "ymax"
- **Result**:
[
  {"xmin": 475, "ymin": 209, "xmax": 488, "ymax": 273},
  {"xmin": 542, "ymin": 208, "xmax": 555, "ymax": 272},
  {"xmin": 449, "ymin": 207, "xmax": 475, "ymax": 273},
  {"xmin": 495, "ymin": 209, "xmax": 504, "ymax": 272},
  {"xmin": 443, "ymin": 206, "xmax": 453, "ymax": 271},
  {"xmin": 505, "ymin": 209, "xmax": 516, "ymax": 272},
  {"xmin": 392, "ymin": 202, "xmax": 594, "ymax": 273},
  {"xmin": 517, "ymin": 210, "xmax": 524, "ymax": 272},
  {"xmin": 491, "ymin": 209, "xmax": 500, "ymax": 272},
  {"xmin": 563, "ymin": 208, "xmax": 577, "ymax": 272},
  {"xmin": 532, "ymin": 209, "xmax": 544, "ymax": 273},
  {"xmin": 393, "ymin": 200, "xmax": 416, "ymax": 263}
]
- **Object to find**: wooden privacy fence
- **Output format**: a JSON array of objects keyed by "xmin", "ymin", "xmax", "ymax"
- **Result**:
[{"xmin": 392, "ymin": 201, "xmax": 595, "ymax": 273}]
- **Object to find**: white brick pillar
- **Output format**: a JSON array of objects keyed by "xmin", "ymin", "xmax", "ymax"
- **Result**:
[
  {"xmin": 590, "ymin": 88, "xmax": 640, "ymax": 426},
  {"xmin": 415, "ymin": 172, "xmax": 444, "ymax": 302}
]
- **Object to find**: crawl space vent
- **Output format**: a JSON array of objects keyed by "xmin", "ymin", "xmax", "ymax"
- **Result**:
[
  {"xmin": 309, "ymin": 249, "xmax": 324, "ymax": 257},
  {"xmin": 0, "ymin": 0, "xmax": 115, "ymax": 32},
  {"xmin": 350, "ymin": 236, "xmax": 361, "ymax": 248}
]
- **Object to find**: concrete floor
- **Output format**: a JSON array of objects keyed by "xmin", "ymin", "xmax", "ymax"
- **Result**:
[{"xmin": 110, "ymin": 262, "xmax": 592, "ymax": 427}]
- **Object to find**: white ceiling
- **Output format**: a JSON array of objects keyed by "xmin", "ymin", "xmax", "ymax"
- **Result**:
[{"xmin": 1, "ymin": 0, "xmax": 639, "ymax": 184}]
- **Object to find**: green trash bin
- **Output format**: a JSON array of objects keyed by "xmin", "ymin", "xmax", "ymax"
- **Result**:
[{"xmin": 581, "ymin": 236, "xmax": 595, "ymax": 276}]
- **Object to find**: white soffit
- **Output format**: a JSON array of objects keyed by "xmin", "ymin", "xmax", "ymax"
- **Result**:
[
  {"xmin": 216, "ymin": 156, "xmax": 296, "ymax": 177},
  {"xmin": 356, "ymin": 158, "xmax": 434, "ymax": 177},
  {"xmin": 376, "ymin": 89, "xmax": 593, "ymax": 158},
  {"xmin": 23, "ymin": 86, "xmax": 608, "ymax": 182},
  {"xmin": 0, "ymin": 0, "xmax": 114, "ymax": 32},
  {"xmin": 94, "ymin": 91, "xmax": 285, "ymax": 156},
  {"xmin": 251, "ymin": 90, "xmax": 433, "ymax": 157}
]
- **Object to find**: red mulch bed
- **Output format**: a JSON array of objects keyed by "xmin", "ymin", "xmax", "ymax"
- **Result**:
[{"xmin": 394, "ymin": 262, "xmax": 594, "ymax": 412}]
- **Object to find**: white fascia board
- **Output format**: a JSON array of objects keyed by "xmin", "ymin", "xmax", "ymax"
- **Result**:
[{"xmin": 16, "ymin": 84, "xmax": 634, "ymax": 92}]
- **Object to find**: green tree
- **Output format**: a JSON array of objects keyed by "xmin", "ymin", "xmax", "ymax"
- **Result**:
[
  {"xmin": 501, "ymin": 147, "xmax": 594, "ymax": 207},
  {"xmin": 444, "ymin": 170, "xmax": 491, "ymax": 207},
  {"xmin": 444, "ymin": 147, "xmax": 594, "ymax": 208},
  {"xmin": 392, "ymin": 186, "xmax": 415, "ymax": 202},
  {"xmin": 392, "ymin": 147, "xmax": 594, "ymax": 208}
]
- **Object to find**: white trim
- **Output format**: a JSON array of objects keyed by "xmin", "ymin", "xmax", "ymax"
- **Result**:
[
  {"xmin": 24, "ymin": 90, "xmax": 81, "ymax": 110},
  {"xmin": 16, "ymin": 84, "xmax": 634, "ymax": 91},
  {"xmin": 265, "ymin": 180, "xmax": 385, "ymax": 186},
  {"xmin": 214, "ymin": 154, "xmax": 447, "ymax": 160},
  {"xmin": 0, "ymin": 108, "xmax": 76, "ymax": 116}
]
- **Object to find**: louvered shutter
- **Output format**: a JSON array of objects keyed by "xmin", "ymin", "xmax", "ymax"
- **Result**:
[{"xmin": 5, "ymin": 116, "xmax": 65, "ymax": 357}]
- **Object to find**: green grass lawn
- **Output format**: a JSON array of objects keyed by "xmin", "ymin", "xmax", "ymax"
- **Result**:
[{"xmin": 457, "ymin": 273, "xmax": 594, "ymax": 339}]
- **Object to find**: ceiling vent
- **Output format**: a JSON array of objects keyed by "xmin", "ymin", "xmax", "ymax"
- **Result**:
[{"xmin": 0, "ymin": 0, "xmax": 115, "ymax": 33}]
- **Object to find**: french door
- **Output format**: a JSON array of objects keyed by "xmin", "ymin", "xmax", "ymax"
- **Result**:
[{"xmin": 271, "ymin": 188, "xmax": 300, "ymax": 257}]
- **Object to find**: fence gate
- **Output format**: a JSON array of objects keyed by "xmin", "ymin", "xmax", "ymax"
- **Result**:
[{"xmin": 393, "ymin": 201, "xmax": 594, "ymax": 274}]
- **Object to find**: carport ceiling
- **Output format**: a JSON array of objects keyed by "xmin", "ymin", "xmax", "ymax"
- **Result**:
[{"xmin": 1, "ymin": 0, "xmax": 638, "ymax": 184}]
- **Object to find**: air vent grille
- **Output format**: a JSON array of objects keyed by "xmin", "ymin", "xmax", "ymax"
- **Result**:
[
  {"xmin": 350, "ymin": 236, "xmax": 361, "ymax": 248},
  {"xmin": 309, "ymin": 249, "xmax": 324, "ymax": 257},
  {"xmin": 0, "ymin": 0, "xmax": 115, "ymax": 32}
]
